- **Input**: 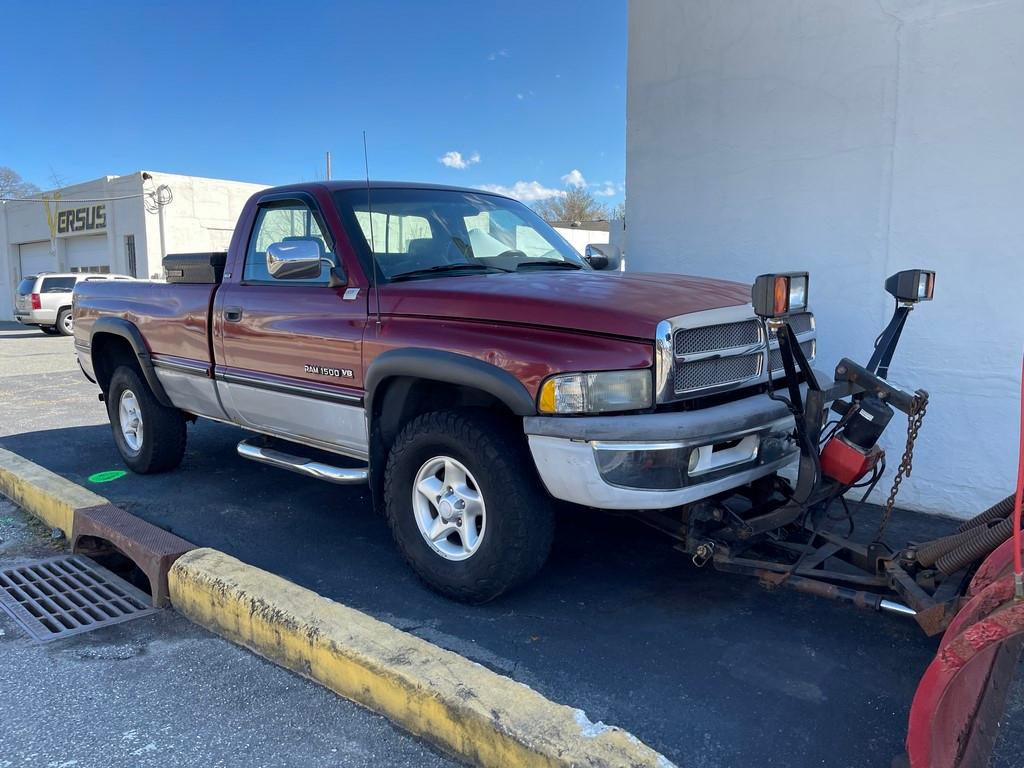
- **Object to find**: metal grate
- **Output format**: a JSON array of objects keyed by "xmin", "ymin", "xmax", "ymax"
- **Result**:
[
  {"xmin": 675, "ymin": 353, "xmax": 761, "ymax": 393},
  {"xmin": 674, "ymin": 320, "xmax": 760, "ymax": 356},
  {"xmin": 0, "ymin": 555, "xmax": 156, "ymax": 643}
]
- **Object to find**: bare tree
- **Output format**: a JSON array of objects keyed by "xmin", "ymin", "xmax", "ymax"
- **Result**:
[
  {"xmin": 611, "ymin": 201, "xmax": 626, "ymax": 221},
  {"xmin": 534, "ymin": 187, "xmax": 609, "ymax": 224},
  {"xmin": 0, "ymin": 167, "xmax": 40, "ymax": 199}
]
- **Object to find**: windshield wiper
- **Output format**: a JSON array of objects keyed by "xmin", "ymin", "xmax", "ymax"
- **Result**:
[
  {"xmin": 515, "ymin": 259, "xmax": 583, "ymax": 270},
  {"xmin": 389, "ymin": 263, "xmax": 509, "ymax": 282}
]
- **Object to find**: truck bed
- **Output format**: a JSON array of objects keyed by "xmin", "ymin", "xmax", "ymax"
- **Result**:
[{"xmin": 73, "ymin": 279, "xmax": 218, "ymax": 367}]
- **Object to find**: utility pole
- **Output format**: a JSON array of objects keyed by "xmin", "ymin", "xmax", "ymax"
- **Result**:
[{"xmin": 325, "ymin": 151, "xmax": 332, "ymax": 181}]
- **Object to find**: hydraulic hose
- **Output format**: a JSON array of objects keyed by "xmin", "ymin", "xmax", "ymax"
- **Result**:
[
  {"xmin": 936, "ymin": 517, "xmax": 1014, "ymax": 576},
  {"xmin": 955, "ymin": 493, "xmax": 1016, "ymax": 533},
  {"xmin": 914, "ymin": 522, "xmax": 1008, "ymax": 569}
]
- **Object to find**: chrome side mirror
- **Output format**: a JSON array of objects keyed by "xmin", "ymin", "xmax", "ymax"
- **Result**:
[
  {"xmin": 266, "ymin": 240, "xmax": 346, "ymax": 287},
  {"xmin": 585, "ymin": 243, "xmax": 622, "ymax": 271},
  {"xmin": 267, "ymin": 240, "xmax": 324, "ymax": 280}
]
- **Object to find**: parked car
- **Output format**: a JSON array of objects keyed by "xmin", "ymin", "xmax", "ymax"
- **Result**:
[
  {"xmin": 72, "ymin": 181, "xmax": 816, "ymax": 602},
  {"xmin": 15, "ymin": 272, "xmax": 134, "ymax": 335}
]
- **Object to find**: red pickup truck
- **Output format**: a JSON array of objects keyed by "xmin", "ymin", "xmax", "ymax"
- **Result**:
[{"xmin": 73, "ymin": 181, "xmax": 816, "ymax": 601}]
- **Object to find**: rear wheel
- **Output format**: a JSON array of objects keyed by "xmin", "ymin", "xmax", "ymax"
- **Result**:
[
  {"xmin": 56, "ymin": 309, "xmax": 73, "ymax": 336},
  {"xmin": 384, "ymin": 409, "xmax": 554, "ymax": 603},
  {"xmin": 106, "ymin": 365, "xmax": 186, "ymax": 473}
]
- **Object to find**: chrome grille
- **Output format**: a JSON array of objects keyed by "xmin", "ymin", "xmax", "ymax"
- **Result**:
[
  {"xmin": 674, "ymin": 320, "xmax": 760, "ymax": 356},
  {"xmin": 768, "ymin": 340, "xmax": 816, "ymax": 372},
  {"xmin": 767, "ymin": 312, "xmax": 814, "ymax": 338},
  {"xmin": 660, "ymin": 308, "xmax": 817, "ymax": 400},
  {"xmin": 675, "ymin": 353, "xmax": 761, "ymax": 392}
]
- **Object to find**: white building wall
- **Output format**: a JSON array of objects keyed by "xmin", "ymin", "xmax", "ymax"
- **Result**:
[
  {"xmin": 626, "ymin": 0, "xmax": 1024, "ymax": 516},
  {"xmin": 553, "ymin": 226, "xmax": 610, "ymax": 257},
  {"xmin": 140, "ymin": 172, "xmax": 266, "ymax": 279},
  {"xmin": 1, "ymin": 171, "xmax": 267, "ymax": 313}
]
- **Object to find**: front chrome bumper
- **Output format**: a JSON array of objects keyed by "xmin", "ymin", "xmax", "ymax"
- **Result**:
[{"xmin": 524, "ymin": 379, "xmax": 827, "ymax": 510}]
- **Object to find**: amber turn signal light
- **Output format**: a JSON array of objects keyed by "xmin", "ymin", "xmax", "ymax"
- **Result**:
[{"xmin": 751, "ymin": 272, "xmax": 809, "ymax": 318}]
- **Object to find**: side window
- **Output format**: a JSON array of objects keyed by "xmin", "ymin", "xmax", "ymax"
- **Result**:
[
  {"xmin": 243, "ymin": 201, "xmax": 334, "ymax": 284},
  {"xmin": 40, "ymin": 276, "xmax": 76, "ymax": 293}
]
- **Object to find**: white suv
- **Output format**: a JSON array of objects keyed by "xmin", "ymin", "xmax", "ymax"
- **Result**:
[{"xmin": 14, "ymin": 272, "xmax": 134, "ymax": 336}]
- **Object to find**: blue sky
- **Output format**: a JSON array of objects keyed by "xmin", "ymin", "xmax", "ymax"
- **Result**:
[{"xmin": 2, "ymin": 1, "xmax": 626, "ymax": 205}]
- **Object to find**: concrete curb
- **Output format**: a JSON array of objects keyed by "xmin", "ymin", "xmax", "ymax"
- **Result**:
[
  {"xmin": 0, "ymin": 446, "xmax": 106, "ymax": 537},
  {"xmin": 0, "ymin": 447, "xmax": 674, "ymax": 767},
  {"xmin": 169, "ymin": 548, "xmax": 673, "ymax": 768}
]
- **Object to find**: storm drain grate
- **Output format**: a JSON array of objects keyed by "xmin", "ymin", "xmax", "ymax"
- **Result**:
[{"xmin": 0, "ymin": 555, "xmax": 157, "ymax": 642}]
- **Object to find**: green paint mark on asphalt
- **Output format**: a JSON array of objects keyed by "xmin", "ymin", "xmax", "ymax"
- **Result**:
[{"xmin": 88, "ymin": 470, "xmax": 127, "ymax": 484}]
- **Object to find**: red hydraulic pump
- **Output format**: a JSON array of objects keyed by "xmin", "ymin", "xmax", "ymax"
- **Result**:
[{"xmin": 820, "ymin": 395, "xmax": 891, "ymax": 485}]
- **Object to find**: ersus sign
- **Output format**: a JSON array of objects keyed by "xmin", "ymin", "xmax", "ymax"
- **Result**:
[{"xmin": 56, "ymin": 204, "xmax": 106, "ymax": 236}]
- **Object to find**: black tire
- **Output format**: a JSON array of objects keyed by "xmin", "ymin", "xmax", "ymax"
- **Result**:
[
  {"xmin": 39, "ymin": 326, "xmax": 60, "ymax": 335},
  {"xmin": 56, "ymin": 308, "xmax": 74, "ymax": 336},
  {"xmin": 106, "ymin": 365, "xmax": 186, "ymax": 473},
  {"xmin": 384, "ymin": 409, "xmax": 554, "ymax": 603}
]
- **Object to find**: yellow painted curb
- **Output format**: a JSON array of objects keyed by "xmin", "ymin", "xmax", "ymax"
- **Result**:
[
  {"xmin": 170, "ymin": 548, "xmax": 675, "ymax": 768},
  {"xmin": 0, "ymin": 446, "xmax": 107, "ymax": 536}
]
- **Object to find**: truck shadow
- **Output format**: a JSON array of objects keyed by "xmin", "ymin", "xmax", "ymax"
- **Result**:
[
  {"xmin": 0, "ymin": 420, "xmax": 948, "ymax": 767},
  {"xmin": 0, "ymin": 331, "xmax": 62, "ymax": 340}
]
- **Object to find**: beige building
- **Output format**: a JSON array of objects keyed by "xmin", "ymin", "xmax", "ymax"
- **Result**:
[{"xmin": 0, "ymin": 171, "xmax": 267, "ymax": 319}]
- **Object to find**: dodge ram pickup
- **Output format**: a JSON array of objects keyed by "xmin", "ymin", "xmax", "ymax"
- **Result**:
[{"xmin": 73, "ymin": 181, "xmax": 817, "ymax": 602}]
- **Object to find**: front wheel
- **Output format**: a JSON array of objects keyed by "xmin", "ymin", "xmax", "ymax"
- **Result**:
[
  {"xmin": 106, "ymin": 365, "xmax": 186, "ymax": 473},
  {"xmin": 384, "ymin": 409, "xmax": 554, "ymax": 603}
]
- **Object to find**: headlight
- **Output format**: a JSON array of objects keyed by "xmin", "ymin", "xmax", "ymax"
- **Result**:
[
  {"xmin": 884, "ymin": 268, "xmax": 935, "ymax": 303},
  {"xmin": 538, "ymin": 369, "xmax": 653, "ymax": 414}
]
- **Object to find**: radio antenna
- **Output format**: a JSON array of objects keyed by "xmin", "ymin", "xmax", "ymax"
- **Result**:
[{"xmin": 363, "ymin": 131, "xmax": 382, "ymax": 329}]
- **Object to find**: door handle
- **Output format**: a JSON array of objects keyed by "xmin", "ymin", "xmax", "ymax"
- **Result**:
[{"xmin": 224, "ymin": 307, "xmax": 243, "ymax": 322}]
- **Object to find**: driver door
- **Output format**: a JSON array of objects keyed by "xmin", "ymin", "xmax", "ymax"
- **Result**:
[{"xmin": 215, "ymin": 195, "xmax": 370, "ymax": 459}]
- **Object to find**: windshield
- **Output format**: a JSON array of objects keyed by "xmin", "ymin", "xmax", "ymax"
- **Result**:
[
  {"xmin": 17, "ymin": 278, "xmax": 36, "ymax": 295},
  {"xmin": 333, "ymin": 188, "xmax": 588, "ymax": 281}
]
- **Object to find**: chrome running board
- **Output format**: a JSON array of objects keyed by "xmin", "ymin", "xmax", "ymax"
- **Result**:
[{"xmin": 237, "ymin": 438, "xmax": 369, "ymax": 485}]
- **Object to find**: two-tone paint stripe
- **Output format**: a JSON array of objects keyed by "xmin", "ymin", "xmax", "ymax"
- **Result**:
[{"xmin": 151, "ymin": 355, "xmax": 364, "ymax": 406}]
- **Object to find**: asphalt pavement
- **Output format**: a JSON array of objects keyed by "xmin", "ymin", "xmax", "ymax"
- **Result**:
[
  {"xmin": 0, "ymin": 322, "xmax": 972, "ymax": 767},
  {"xmin": 0, "ymin": 496, "xmax": 454, "ymax": 768}
]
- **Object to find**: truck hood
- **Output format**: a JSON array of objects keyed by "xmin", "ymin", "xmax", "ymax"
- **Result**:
[{"xmin": 380, "ymin": 271, "xmax": 751, "ymax": 339}]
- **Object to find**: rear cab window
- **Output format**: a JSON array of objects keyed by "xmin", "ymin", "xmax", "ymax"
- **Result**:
[{"xmin": 243, "ymin": 201, "xmax": 335, "ymax": 284}]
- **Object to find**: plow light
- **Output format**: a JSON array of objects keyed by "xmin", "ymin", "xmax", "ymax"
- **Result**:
[
  {"xmin": 885, "ymin": 269, "xmax": 935, "ymax": 303},
  {"xmin": 751, "ymin": 272, "xmax": 809, "ymax": 318}
]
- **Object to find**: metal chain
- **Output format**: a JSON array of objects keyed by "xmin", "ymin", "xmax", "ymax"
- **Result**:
[{"xmin": 874, "ymin": 390, "xmax": 929, "ymax": 540}]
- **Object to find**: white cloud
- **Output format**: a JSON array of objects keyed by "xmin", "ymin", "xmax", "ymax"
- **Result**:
[
  {"xmin": 439, "ymin": 150, "xmax": 480, "ymax": 170},
  {"xmin": 487, "ymin": 49, "xmax": 509, "ymax": 61},
  {"xmin": 594, "ymin": 181, "xmax": 617, "ymax": 197},
  {"xmin": 477, "ymin": 181, "xmax": 566, "ymax": 202},
  {"xmin": 561, "ymin": 169, "xmax": 587, "ymax": 188}
]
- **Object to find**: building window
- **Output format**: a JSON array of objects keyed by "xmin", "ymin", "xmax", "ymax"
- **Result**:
[
  {"xmin": 69, "ymin": 265, "xmax": 111, "ymax": 274},
  {"xmin": 124, "ymin": 234, "xmax": 137, "ymax": 277}
]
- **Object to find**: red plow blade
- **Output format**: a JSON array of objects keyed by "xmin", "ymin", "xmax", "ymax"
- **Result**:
[{"xmin": 905, "ymin": 537, "xmax": 1024, "ymax": 767}]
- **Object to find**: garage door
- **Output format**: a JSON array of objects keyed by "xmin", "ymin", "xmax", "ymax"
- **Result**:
[
  {"xmin": 19, "ymin": 241, "xmax": 56, "ymax": 277},
  {"xmin": 66, "ymin": 235, "xmax": 109, "ymax": 272}
]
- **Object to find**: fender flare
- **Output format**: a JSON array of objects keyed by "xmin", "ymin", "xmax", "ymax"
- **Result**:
[
  {"xmin": 364, "ymin": 348, "xmax": 536, "ymax": 419},
  {"xmin": 91, "ymin": 317, "xmax": 174, "ymax": 407}
]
